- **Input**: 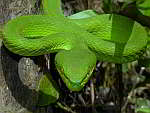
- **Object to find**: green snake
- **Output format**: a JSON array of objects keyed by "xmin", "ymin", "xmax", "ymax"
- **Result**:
[{"xmin": 2, "ymin": 0, "xmax": 148, "ymax": 91}]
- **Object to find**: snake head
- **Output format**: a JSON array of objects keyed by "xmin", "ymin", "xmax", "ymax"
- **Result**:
[{"xmin": 55, "ymin": 48, "xmax": 96, "ymax": 91}]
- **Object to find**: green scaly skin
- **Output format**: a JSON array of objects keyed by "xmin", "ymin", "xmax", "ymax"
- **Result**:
[{"xmin": 3, "ymin": 0, "xmax": 148, "ymax": 91}]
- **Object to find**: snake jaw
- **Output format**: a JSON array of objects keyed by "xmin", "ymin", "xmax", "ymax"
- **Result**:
[{"xmin": 56, "ymin": 65, "xmax": 95, "ymax": 91}]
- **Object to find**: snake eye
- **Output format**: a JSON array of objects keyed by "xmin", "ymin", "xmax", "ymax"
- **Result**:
[
  {"xmin": 60, "ymin": 68, "xmax": 64, "ymax": 75},
  {"xmin": 57, "ymin": 66, "xmax": 64, "ymax": 75},
  {"xmin": 55, "ymin": 62, "xmax": 64, "ymax": 75}
]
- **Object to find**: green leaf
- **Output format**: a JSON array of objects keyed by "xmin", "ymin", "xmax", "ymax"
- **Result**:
[
  {"xmin": 0, "ymin": 24, "xmax": 3, "ymax": 40},
  {"xmin": 135, "ymin": 98, "xmax": 150, "ymax": 113},
  {"xmin": 136, "ymin": 108, "xmax": 150, "ymax": 113},
  {"xmin": 41, "ymin": 0, "xmax": 63, "ymax": 16},
  {"xmin": 68, "ymin": 10, "xmax": 98, "ymax": 19},
  {"xmin": 137, "ymin": 0, "xmax": 150, "ymax": 16},
  {"xmin": 37, "ymin": 73, "xmax": 59, "ymax": 106}
]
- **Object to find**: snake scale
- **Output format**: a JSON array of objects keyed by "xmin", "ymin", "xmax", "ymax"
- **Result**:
[{"xmin": 2, "ymin": 0, "xmax": 148, "ymax": 91}]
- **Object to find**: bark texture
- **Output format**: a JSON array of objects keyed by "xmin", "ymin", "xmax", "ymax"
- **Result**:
[{"xmin": 0, "ymin": 0, "xmax": 43, "ymax": 113}]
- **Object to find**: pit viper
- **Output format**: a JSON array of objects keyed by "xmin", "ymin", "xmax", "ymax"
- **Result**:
[{"xmin": 3, "ymin": 0, "xmax": 148, "ymax": 91}]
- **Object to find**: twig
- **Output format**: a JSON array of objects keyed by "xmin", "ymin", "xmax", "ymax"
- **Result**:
[
  {"xmin": 90, "ymin": 79, "xmax": 95, "ymax": 105},
  {"xmin": 57, "ymin": 102, "xmax": 77, "ymax": 113},
  {"xmin": 78, "ymin": 94, "xmax": 86, "ymax": 106},
  {"xmin": 115, "ymin": 64, "xmax": 124, "ymax": 113}
]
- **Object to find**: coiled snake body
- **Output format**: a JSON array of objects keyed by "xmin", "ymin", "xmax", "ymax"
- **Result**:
[{"xmin": 3, "ymin": 0, "xmax": 148, "ymax": 91}]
